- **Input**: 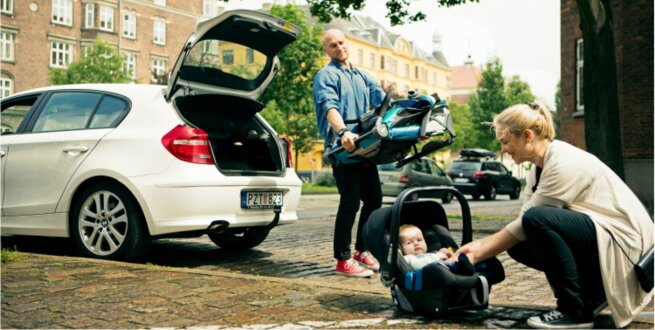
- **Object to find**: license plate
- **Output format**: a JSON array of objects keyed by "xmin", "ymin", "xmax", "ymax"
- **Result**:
[
  {"xmin": 454, "ymin": 178, "xmax": 469, "ymax": 183},
  {"xmin": 241, "ymin": 191, "xmax": 283, "ymax": 209},
  {"xmin": 379, "ymin": 175, "xmax": 390, "ymax": 182}
]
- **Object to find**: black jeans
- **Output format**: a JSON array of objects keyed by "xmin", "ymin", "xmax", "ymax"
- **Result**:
[
  {"xmin": 332, "ymin": 161, "xmax": 382, "ymax": 260},
  {"xmin": 507, "ymin": 206, "xmax": 605, "ymax": 322}
]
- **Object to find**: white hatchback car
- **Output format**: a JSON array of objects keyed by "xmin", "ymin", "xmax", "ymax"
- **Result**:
[{"xmin": 0, "ymin": 10, "xmax": 302, "ymax": 260}]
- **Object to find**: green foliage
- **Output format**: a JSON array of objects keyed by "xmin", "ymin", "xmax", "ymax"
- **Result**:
[
  {"xmin": 49, "ymin": 40, "xmax": 132, "ymax": 85},
  {"xmin": 258, "ymin": 4, "xmax": 325, "ymax": 169},
  {"xmin": 468, "ymin": 57, "xmax": 507, "ymax": 151},
  {"xmin": 306, "ymin": 0, "xmax": 479, "ymax": 26},
  {"xmin": 505, "ymin": 75, "xmax": 535, "ymax": 106},
  {"xmin": 1, "ymin": 247, "xmax": 19, "ymax": 263},
  {"xmin": 314, "ymin": 172, "xmax": 336, "ymax": 187},
  {"xmin": 447, "ymin": 101, "xmax": 477, "ymax": 150}
]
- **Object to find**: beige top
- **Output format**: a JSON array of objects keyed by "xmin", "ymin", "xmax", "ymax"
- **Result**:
[{"xmin": 505, "ymin": 140, "xmax": 653, "ymax": 327}]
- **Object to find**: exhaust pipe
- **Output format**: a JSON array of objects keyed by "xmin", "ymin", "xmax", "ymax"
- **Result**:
[{"xmin": 206, "ymin": 220, "xmax": 229, "ymax": 233}]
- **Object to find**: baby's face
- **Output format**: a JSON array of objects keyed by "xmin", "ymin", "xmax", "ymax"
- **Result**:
[{"xmin": 401, "ymin": 228, "xmax": 428, "ymax": 255}]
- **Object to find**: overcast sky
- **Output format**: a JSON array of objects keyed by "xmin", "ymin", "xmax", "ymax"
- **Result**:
[{"xmin": 223, "ymin": 0, "xmax": 561, "ymax": 108}]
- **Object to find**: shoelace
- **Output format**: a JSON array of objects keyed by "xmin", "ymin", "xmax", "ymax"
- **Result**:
[{"xmin": 541, "ymin": 310, "xmax": 564, "ymax": 322}]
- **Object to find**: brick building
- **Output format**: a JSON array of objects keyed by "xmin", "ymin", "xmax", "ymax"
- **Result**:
[
  {"xmin": 449, "ymin": 55, "xmax": 481, "ymax": 104},
  {"xmin": 560, "ymin": 0, "xmax": 653, "ymax": 210},
  {"xmin": 0, "ymin": 0, "xmax": 223, "ymax": 96}
]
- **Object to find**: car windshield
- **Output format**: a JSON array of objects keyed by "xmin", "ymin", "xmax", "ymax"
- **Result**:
[
  {"xmin": 449, "ymin": 161, "xmax": 481, "ymax": 171},
  {"xmin": 378, "ymin": 163, "xmax": 402, "ymax": 171}
]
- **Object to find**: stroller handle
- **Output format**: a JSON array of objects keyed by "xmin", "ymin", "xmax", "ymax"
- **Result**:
[{"xmin": 383, "ymin": 186, "xmax": 472, "ymax": 285}]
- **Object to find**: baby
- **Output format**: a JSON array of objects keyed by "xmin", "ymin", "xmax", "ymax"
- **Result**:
[{"xmin": 399, "ymin": 224, "xmax": 474, "ymax": 274}]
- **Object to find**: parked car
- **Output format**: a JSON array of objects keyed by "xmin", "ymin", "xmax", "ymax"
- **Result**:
[
  {"xmin": 378, "ymin": 157, "xmax": 454, "ymax": 203},
  {"xmin": 0, "ymin": 10, "xmax": 303, "ymax": 260},
  {"xmin": 446, "ymin": 149, "xmax": 521, "ymax": 201}
]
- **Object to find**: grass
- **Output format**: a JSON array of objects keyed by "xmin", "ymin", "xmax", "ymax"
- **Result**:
[
  {"xmin": 1, "ymin": 247, "xmax": 20, "ymax": 263},
  {"xmin": 301, "ymin": 182, "xmax": 338, "ymax": 194}
]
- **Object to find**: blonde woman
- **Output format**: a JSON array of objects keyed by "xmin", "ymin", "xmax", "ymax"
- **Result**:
[{"xmin": 456, "ymin": 102, "xmax": 653, "ymax": 328}]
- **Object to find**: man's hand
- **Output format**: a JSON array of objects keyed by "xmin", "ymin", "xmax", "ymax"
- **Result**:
[{"xmin": 340, "ymin": 131, "xmax": 358, "ymax": 152}]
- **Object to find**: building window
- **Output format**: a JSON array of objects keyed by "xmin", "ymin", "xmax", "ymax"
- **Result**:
[
  {"xmin": 52, "ymin": 0, "xmax": 73, "ymax": 26},
  {"xmin": 85, "ymin": 3, "xmax": 95, "ymax": 28},
  {"xmin": 246, "ymin": 48, "xmax": 254, "ymax": 64},
  {"xmin": 50, "ymin": 41, "xmax": 73, "ymax": 68},
  {"xmin": 385, "ymin": 57, "xmax": 391, "ymax": 72},
  {"xmin": 222, "ymin": 49, "xmax": 234, "ymax": 65},
  {"xmin": 151, "ymin": 58, "xmax": 167, "ymax": 76},
  {"xmin": 154, "ymin": 0, "xmax": 166, "ymax": 6},
  {"xmin": 404, "ymin": 64, "xmax": 409, "ymax": 78},
  {"xmin": 357, "ymin": 49, "xmax": 363, "ymax": 65},
  {"xmin": 99, "ymin": 6, "xmax": 114, "ymax": 32},
  {"xmin": 380, "ymin": 55, "xmax": 384, "ymax": 70},
  {"xmin": 0, "ymin": 73, "xmax": 12, "ymax": 97},
  {"xmin": 1, "ymin": 31, "xmax": 14, "ymax": 62},
  {"xmin": 123, "ymin": 53, "xmax": 137, "ymax": 80},
  {"xmin": 123, "ymin": 11, "xmax": 136, "ymax": 39},
  {"xmin": 432, "ymin": 72, "xmax": 437, "ymax": 85},
  {"xmin": 390, "ymin": 59, "xmax": 397, "ymax": 74},
  {"xmin": 576, "ymin": 38, "xmax": 584, "ymax": 112},
  {"xmin": 153, "ymin": 20, "xmax": 166, "ymax": 45},
  {"xmin": 203, "ymin": 0, "xmax": 217, "ymax": 17},
  {"xmin": 1, "ymin": 0, "xmax": 13, "ymax": 14},
  {"xmin": 369, "ymin": 53, "xmax": 374, "ymax": 68}
]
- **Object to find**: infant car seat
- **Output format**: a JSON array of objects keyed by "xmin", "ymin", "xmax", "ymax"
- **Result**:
[
  {"xmin": 322, "ymin": 91, "xmax": 455, "ymax": 167},
  {"xmin": 363, "ymin": 186, "xmax": 505, "ymax": 315}
]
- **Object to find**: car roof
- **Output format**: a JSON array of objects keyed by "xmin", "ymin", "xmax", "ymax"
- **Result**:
[{"xmin": 6, "ymin": 84, "xmax": 165, "ymax": 98}]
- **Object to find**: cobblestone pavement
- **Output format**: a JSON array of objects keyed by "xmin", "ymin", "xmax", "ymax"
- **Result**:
[{"xmin": 1, "ymin": 194, "xmax": 653, "ymax": 329}]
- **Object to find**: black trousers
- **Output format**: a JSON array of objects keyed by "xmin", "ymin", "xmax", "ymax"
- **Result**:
[
  {"xmin": 507, "ymin": 206, "xmax": 606, "ymax": 321},
  {"xmin": 332, "ymin": 161, "xmax": 382, "ymax": 260}
]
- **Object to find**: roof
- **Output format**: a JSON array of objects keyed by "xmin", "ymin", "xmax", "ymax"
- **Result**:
[{"xmin": 450, "ymin": 64, "xmax": 482, "ymax": 89}]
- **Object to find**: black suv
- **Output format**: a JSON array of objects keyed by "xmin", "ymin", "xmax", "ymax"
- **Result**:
[{"xmin": 447, "ymin": 149, "xmax": 521, "ymax": 200}]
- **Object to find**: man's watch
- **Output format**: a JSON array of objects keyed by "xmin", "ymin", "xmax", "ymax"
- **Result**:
[{"xmin": 337, "ymin": 127, "xmax": 350, "ymax": 137}]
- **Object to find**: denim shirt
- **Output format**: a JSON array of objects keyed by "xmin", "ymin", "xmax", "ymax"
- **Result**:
[{"xmin": 312, "ymin": 60, "xmax": 385, "ymax": 145}]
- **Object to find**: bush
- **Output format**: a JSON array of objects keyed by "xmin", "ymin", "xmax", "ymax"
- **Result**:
[{"xmin": 315, "ymin": 173, "xmax": 336, "ymax": 187}]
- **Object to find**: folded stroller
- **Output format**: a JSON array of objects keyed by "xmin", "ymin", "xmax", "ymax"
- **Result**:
[
  {"xmin": 322, "ymin": 91, "xmax": 455, "ymax": 167},
  {"xmin": 363, "ymin": 186, "xmax": 505, "ymax": 315}
]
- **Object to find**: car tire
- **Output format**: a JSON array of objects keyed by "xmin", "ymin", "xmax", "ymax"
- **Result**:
[
  {"xmin": 441, "ymin": 192, "xmax": 453, "ymax": 204},
  {"xmin": 70, "ymin": 181, "xmax": 149, "ymax": 261},
  {"xmin": 485, "ymin": 185, "xmax": 497, "ymax": 200},
  {"xmin": 208, "ymin": 227, "xmax": 270, "ymax": 250},
  {"xmin": 509, "ymin": 184, "xmax": 521, "ymax": 200}
]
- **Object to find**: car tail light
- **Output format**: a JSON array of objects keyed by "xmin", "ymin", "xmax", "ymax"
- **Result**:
[
  {"xmin": 279, "ymin": 136, "xmax": 293, "ymax": 168},
  {"xmin": 473, "ymin": 172, "xmax": 487, "ymax": 179},
  {"xmin": 161, "ymin": 125, "xmax": 214, "ymax": 165},
  {"xmin": 399, "ymin": 175, "xmax": 409, "ymax": 184}
]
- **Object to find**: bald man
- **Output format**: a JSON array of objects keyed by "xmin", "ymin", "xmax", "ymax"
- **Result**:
[{"xmin": 312, "ymin": 28, "xmax": 386, "ymax": 278}]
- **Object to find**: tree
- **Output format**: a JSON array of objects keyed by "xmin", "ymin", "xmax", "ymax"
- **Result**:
[
  {"xmin": 258, "ymin": 4, "xmax": 325, "ymax": 170},
  {"xmin": 306, "ymin": 0, "xmax": 626, "ymax": 177},
  {"xmin": 576, "ymin": 0, "xmax": 624, "ymax": 178},
  {"xmin": 468, "ymin": 57, "xmax": 507, "ymax": 151},
  {"xmin": 447, "ymin": 101, "xmax": 477, "ymax": 151},
  {"xmin": 505, "ymin": 75, "xmax": 535, "ymax": 106},
  {"xmin": 49, "ymin": 39, "xmax": 132, "ymax": 85}
]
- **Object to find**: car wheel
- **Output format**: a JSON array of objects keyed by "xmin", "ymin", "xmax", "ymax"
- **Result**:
[
  {"xmin": 485, "ymin": 185, "xmax": 497, "ymax": 200},
  {"xmin": 70, "ymin": 182, "xmax": 148, "ymax": 260},
  {"xmin": 441, "ymin": 192, "xmax": 453, "ymax": 204},
  {"xmin": 208, "ymin": 227, "xmax": 270, "ymax": 250},
  {"xmin": 510, "ymin": 184, "xmax": 521, "ymax": 200}
]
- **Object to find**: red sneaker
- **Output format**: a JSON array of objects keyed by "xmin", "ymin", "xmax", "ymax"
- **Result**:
[
  {"xmin": 353, "ymin": 250, "xmax": 380, "ymax": 271},
  {"xmin": 335, "ymin": 258, "xmax": 374, "ymax": 277}
]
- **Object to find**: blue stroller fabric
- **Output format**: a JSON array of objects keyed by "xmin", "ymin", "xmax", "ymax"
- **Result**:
[
  {"xmin": 322, "ymin": 91, "xmax": 455, "ymax": 167},
  {"xmin": 362, "ymin": 187, "xmax": 506, "ymax": 315}
]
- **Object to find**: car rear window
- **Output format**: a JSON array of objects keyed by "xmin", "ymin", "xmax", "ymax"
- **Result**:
[{"xmin": 449, "ymin": 161, "xmax": 481, "ymax": 171}]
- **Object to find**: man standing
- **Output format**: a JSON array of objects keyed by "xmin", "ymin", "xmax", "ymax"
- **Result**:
[{"xmin": 313, "ymin": 28, "xmax": 385, "ymax": 277}]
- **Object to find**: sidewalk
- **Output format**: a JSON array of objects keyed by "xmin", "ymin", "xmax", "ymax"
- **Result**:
[{"xmin": 2, "ymin": 252, "xmax": 651, "ymax": 329}]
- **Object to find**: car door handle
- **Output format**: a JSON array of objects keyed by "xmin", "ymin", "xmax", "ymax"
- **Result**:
[{"xmin": 63, "ymin": 146, "xmax": 89, "ymax": 153}]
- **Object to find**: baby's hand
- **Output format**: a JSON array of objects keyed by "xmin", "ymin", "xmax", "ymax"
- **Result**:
[{"xmin": 439, "ymin": 247, "xmax": 454, "ymax": 259}]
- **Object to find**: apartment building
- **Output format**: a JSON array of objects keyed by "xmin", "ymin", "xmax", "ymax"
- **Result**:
[{"xmin": 0, "ymin": 0, "xmax": 224, "ymax": 96}]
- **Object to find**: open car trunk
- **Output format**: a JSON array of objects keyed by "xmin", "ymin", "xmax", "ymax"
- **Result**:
[{"xmin": 174, "ymin": 94, "xmax": 285, "ymax": 175}]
